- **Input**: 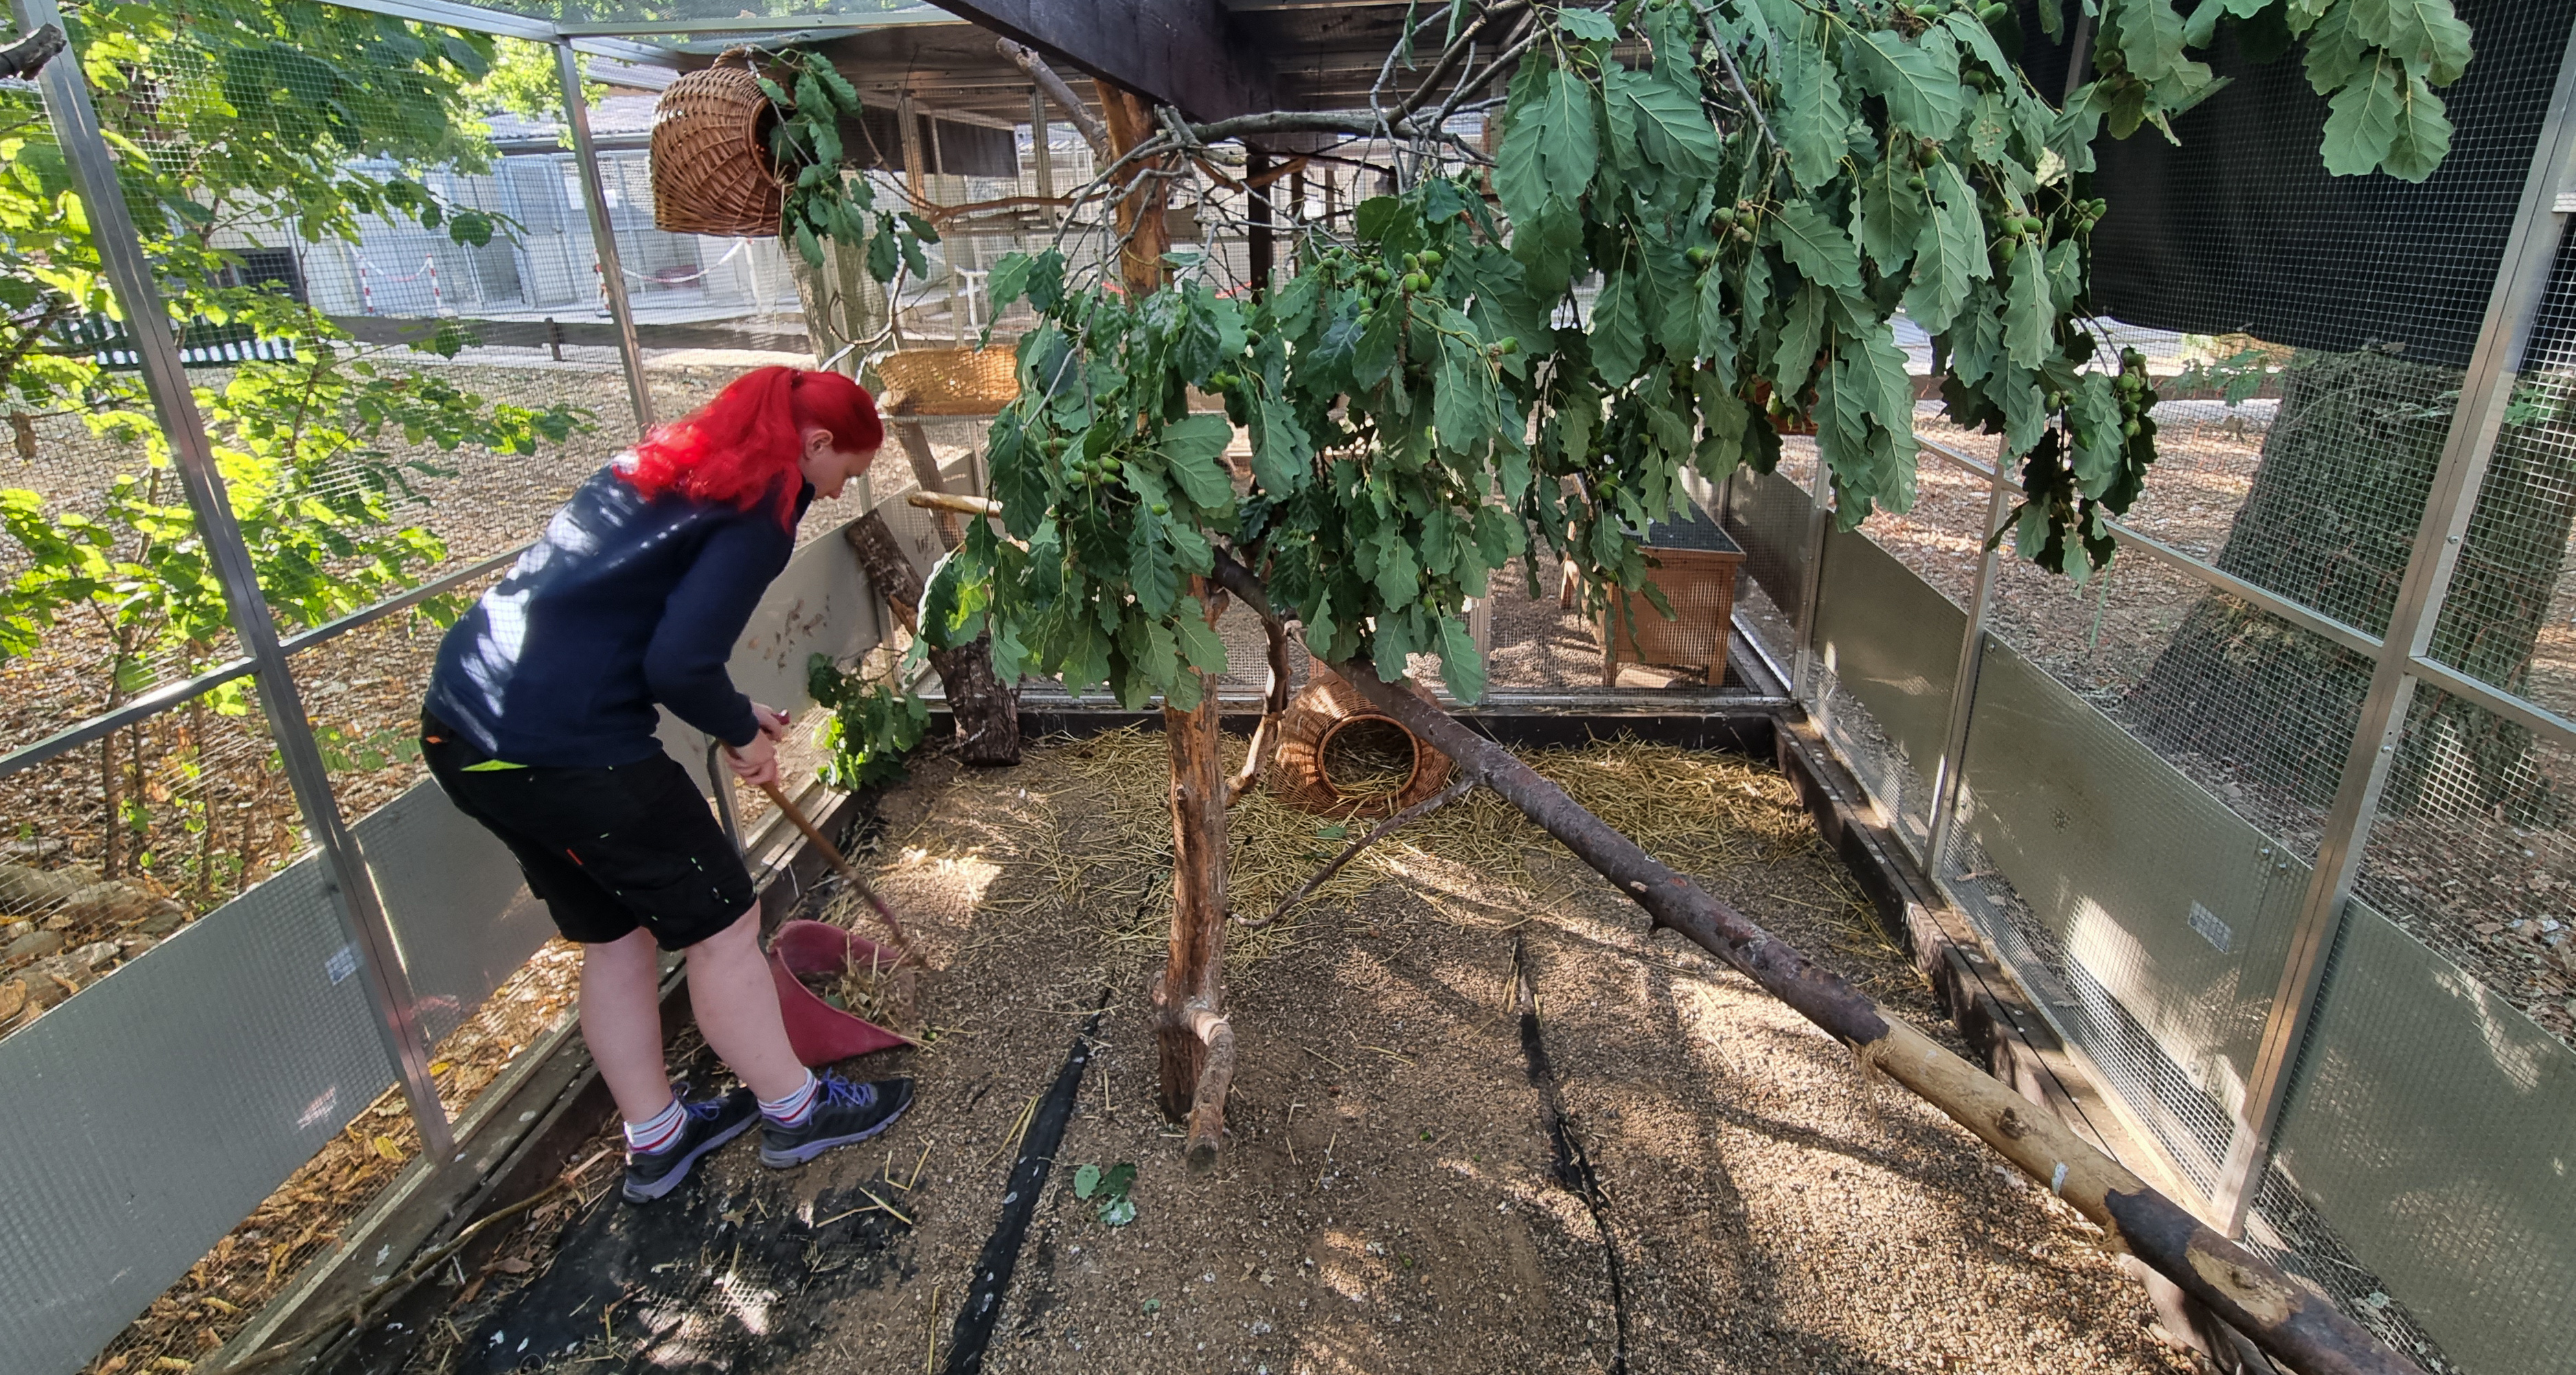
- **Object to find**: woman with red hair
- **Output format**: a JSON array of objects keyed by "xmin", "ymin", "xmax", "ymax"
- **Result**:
[{"xmin": 421, "ymin": 367, "xmax": 909, "ymax": 1203}]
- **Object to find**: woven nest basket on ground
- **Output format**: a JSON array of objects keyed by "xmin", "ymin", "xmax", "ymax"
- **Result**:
[
  {"xmin": 650, "ymin": 56, "xmax": 783, "ymax": 237},
  {"xmin": 1271, "ymin": 665, "xmax": 1454, "ymax": 819}
]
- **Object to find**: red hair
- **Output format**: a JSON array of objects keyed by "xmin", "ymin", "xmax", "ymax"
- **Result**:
[{"xmin": 621, "ymin": 367, "xmax": 884, "ymax": 526}]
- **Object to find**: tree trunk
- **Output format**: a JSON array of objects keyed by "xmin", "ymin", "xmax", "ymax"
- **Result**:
[
  {"xmin": 1098, "ymin": 84, "xmax": 1172, "ymax": 304},
  {"xmin": 1154, "ymin": 628, "xmax": 1231, "ymax": 1160},
  {"xmin": 841, "ymin": 514, "xmax": 1021, "ymax": 766},
  {"xmin": 1096, "ymin": 84, "xmax": 1233, "ymax": 1156},
  {"xmin": 1335, "ymin": 658, "xmax": 2423, "ymax": 1375},
  {"xmin": 2128, "ymin": 350, "xmax": 2576, "ymax": 821}
]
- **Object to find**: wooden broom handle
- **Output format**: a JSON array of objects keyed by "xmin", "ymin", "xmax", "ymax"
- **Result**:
[{"xmin": 757, "ymin": 780, "xmax": 919, "ymax": 962}]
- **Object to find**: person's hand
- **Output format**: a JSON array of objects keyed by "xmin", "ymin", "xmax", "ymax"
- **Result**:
[
  {"xmin": 723, "ymin": 730, "xmax": 781, "ymax": 788},
  {"xmin": 751, "ymin": 703, "xmax": 792, "ymax": 741}
]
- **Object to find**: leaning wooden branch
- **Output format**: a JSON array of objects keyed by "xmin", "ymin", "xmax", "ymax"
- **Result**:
[
  {"xmin": 1330, "ymin": 657, "xmax": 2423, "ymax": 1375},
  {"xmin": 0, "ymin": 21, "xmax": 63, "ymax": 80},
  {"xmin": 1238, "ymin": 777, "xmax": 1475, "ymax": 929},
  {"xmin": 997, "ymin": 37, "xmax": 1108, "ymax": 155}
]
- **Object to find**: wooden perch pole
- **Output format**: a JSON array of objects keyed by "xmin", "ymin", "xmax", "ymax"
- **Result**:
[
  {"xmin": 1330, "ymin": 657, "xmax": 2427, "ymax": 1375},
  {"xmin": 907, "ymin": 490, "xmax": 1003, "ymax": 518}
]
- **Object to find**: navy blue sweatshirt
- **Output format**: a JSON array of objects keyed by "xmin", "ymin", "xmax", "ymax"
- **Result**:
[{"xmin": 425, "ymin": 464, "xmax": 814, "ymax": 767}]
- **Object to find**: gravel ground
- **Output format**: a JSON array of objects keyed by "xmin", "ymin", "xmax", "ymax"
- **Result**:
[{"xmin": 411, "ymin": 733, "xmax": 2198, "ymax": 1375}]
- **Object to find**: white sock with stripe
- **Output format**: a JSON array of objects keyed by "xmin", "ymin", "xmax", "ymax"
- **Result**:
[
  {"xmin": 760, "ymin": 1071, "xmax": 821, "ymax": 1128},
  {"xmin": 623, "ymin": 1097, "xmax": 685, "ymax": 1155}
]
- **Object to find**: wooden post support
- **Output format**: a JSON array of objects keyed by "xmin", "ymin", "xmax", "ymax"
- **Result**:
[
  {"xmin": 1247, "ymin": 148, "xmax": 1273, "ymax": 302},
  {"xmin": 1097, "ymin": 83, "xmax": 1170, "ymax": 304},
  {"xmin": 898, "ymin": 89, "xmax": 927, "ymax": 209}
]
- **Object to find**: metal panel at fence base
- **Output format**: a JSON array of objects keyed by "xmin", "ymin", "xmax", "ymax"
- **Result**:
[
  {"xmin": 2270, "ymin": 897, "xmax": 2576, "ymax": 1375},
  {"xmin": 1957, "ymin": 641, "xmax": 2310, "ymax": 1188},
  {"xmin": 730, "ymin": 514, "xmax": 895, "ymax": 714},
  {"xmin": 1808, "ymin": 525, "xmax": 1963, "ymax": 850},
  {"xmin": 1722, "ymin": 465, "xmax": 1811, "ymax": 614},
  {"xmin": 0, "ymin": 855, "xmax": 398, "ymax": 1375},
  {"xmin": 356, "ymin": 780, "xmax": 554, "ymax": 1049}
]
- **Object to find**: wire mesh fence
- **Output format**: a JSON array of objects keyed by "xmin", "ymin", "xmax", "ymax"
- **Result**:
[{"xmin": 1725, "ymin": 285, "xmax": 2575, "ymax": 1372}]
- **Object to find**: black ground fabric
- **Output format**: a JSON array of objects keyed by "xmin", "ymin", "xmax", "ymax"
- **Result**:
[
  {"xmin": 938, "ymin": 997, "xmax": 1110, "ymax": 1375},
  {"xmin": 2086, "ymin": 0, "xmax": 2576, "ymax": 367},
  {"xmin": 459, "ymin": 1168, "xmax": 911, "ymax": 1374}
]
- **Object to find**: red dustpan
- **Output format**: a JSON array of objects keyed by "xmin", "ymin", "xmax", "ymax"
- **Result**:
[{"xmin": 768, "ymin": 919, "xmax": 913, "ymax": 1065}]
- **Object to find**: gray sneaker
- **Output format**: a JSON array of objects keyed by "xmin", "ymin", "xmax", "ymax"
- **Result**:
[
  {"xmin": 759, "ymin": 1075, "xmax": 914, "ymax": 1168},
  {"xmin": 622, "ymin": 1087, "xmax": 757, "ymax": 1203}
]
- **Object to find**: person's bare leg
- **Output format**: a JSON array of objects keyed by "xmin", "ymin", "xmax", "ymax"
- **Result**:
[
  {"xmin": 580, "ymin": 927, "xmax": 675, "ymax": 1123},
  {"xmin": 685, "ymin": 907, "xmax": 808, "ymax": 1102}
]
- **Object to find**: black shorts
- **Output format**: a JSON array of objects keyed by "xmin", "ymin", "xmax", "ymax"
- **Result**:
[{"xmin": 420, "ymin": 710, "xmax": 755, "ymax": 949}]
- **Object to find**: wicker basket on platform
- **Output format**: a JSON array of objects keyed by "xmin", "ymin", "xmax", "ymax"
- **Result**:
[
  {"xmin": 873, "ymin": 347, "xmax": 1022, "ymax": 416},
  {"xmin": 650, "ymin": 55, "xmax": 784, "ymax": 237}
]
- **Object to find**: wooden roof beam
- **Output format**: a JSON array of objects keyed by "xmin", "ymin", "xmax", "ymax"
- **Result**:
[{"xmin": 923, "ymin": 0, "xmax": 1277, "ymax": 121}]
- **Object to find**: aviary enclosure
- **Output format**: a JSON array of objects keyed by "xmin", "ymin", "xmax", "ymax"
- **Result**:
[{"xmin": 2, "ymin": 3, "xmax": 2570, "ymax": 1375}]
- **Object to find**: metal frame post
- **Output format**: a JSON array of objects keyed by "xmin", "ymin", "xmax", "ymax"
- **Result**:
[
  {"xmin": 2209, "ymin": 20, "xmax": 2576, "ymax": 1231},
  {"xmin": 1925, "ymin": 440, "xmax": 2014, "ymax": 868},
  {"xmin": 1031, "ymin": 89, "xmax": 1056, "ymax": 224},
  {"xmin": 21, "ymin": 0, "xmax": 453, "ymax": 1157},
  {"xmin": 558, "ymin": 40, "xmax": 655, "ymax": 434},
  {"xmin": 1789, "ymin": 453, "xmax": 1833, "ymax": 701}
]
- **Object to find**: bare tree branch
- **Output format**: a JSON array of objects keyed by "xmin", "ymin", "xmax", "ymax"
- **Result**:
[{"xmin": 999, "ymin": 38, "xmax": 1109, "ymax": 155}]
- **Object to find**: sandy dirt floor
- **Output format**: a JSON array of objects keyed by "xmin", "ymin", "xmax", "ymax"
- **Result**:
[{"xmin": 408, "ymin": 729, "xmax": 2196, "ymax": 1375}]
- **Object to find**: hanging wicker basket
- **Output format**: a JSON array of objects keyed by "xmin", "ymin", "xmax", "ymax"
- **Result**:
[{"xmin": 650, "ymin": 54, "xmax": 784, "ymax": 238}]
